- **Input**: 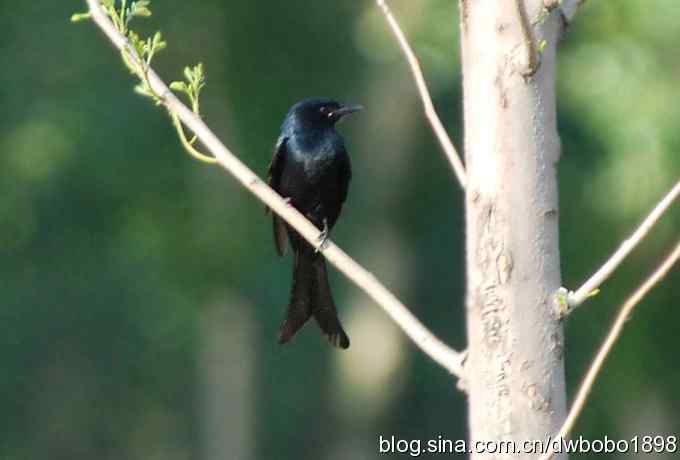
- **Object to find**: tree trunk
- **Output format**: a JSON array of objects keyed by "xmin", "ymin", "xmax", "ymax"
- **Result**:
[{"xmin": 459, "ymin": 1, "xmax": 567, "ymax": 457}]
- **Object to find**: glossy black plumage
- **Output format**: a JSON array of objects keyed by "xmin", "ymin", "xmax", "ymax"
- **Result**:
[{"xmin": 268, "ymin": 98, "xmax": 362, "ymax": 349}]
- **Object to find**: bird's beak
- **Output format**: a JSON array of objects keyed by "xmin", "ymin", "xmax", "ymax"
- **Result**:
[{"xmin": 332, "ymin": 104, "xmax": 364, "ymax": 119}]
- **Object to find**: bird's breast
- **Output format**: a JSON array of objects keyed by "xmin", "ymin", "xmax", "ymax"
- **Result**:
[
  {"xmin": 289, "ymin": 138, "xmax": 337, "ymax": 180},
  {"xmin": 303, "ymin": 152, "xmax": 335, "ymax": 181}
]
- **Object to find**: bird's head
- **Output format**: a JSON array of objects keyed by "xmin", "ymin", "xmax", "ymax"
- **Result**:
[{"xmin": 285, "ymin": 98, "xmax": 363, "ymax": 130}]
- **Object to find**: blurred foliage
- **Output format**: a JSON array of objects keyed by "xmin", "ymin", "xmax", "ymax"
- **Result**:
[{"xmin": 0, "ymin": 1, "xmax": 679, "ymax": 459}]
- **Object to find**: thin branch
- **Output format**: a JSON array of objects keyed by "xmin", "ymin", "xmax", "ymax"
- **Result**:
[
  {"xmin": 566, "ymin": 179, "xmax": 680, "ymax": 310},
  {"xmin": 376, "ymin": 0, "xmax": 467, "ymax": 189},
  {"xmin": 85, "ymin": 0, "xmax": 466, "ymax": 378},
  {"xmin": 559, "ymin": 0, "xmax": 589, "ymax": 25},
  {"xmin": 514, "ymin": 0, "xmax": 540, "ymax": 77},
  {"xmin": 539, "ymin": 240, "xmax": 680, "ymax": 460},
  {"xmin": 171, "ymin": 112, "xmax": 217, "ymax": 164}
]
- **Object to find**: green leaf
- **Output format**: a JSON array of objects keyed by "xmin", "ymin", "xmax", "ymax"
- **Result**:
[
  {"xmin": 70, "ymin": 12, "xmax": 91, "ymax": 23},
  {"xmin": 144, "ymin": 36, "xmax": 153, "ymax": 54},
  {"xmin": 128, "ymin": 31, "xmax": 145, "ymax": 55},
  {"xmin": 183, "ymin": 66, "xmax": 194, "ymax": 83},
  {"xmin": 152, "ymin": 31, "xmax": 166, "ymax": 52},
  {"xmin": 134, "ymin": 82, "xmax": 152, "ymax": 97},
  {"xmin": 131, "ymin": 6, "xmax": 152, "ymax": 18},
  {"xmin": 185, "ymin": 63, "xmax": 204, "ymax": 88},
  {"xmin": 586, "ymin": 288, "xmax": 600, "ymax": 299},
  {"xmin": 170, "ymin": 81, "xmax": 188, "ymax": 92},
  {"xmin": 128, "ymin": 1, "xmax": 153, "ymax": 20},
  {"xmin": 101, "ymin": 0, "xmax": 115, "ymax": 7}
]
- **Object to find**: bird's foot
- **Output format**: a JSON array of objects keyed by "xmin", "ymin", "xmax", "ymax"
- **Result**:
[{"xmin": 315, "ymin": 219, "xmax": 330, "ymax": 253}]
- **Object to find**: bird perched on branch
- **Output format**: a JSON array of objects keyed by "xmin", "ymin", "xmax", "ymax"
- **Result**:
[{"xmin": 267, "ymin": 98, "xmax": 362, "ymax": 349}]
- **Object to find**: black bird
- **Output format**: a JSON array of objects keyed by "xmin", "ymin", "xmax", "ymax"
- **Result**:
[{"xmin": 267, "ymin": 98, "xmax": 362, "ymax": 349}]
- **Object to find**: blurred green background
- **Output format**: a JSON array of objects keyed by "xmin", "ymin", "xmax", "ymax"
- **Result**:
[{"xmin": 1, "ymin": 1, "xmax": 679, "ymax": 459}]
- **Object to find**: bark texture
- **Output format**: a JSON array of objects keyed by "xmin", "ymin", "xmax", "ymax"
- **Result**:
[{"xmin": 459, "ymin": 1, "xmax": 567, "ymax": 457}]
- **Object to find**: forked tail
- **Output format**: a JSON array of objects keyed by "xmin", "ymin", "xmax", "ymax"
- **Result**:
[{"xmin": 278, "ymin": 247, "xmax": 350, "ymax": 349}]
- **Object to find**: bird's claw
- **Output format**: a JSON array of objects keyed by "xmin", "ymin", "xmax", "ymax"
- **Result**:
[{"xmin": 315, "ymin": 219, "xmax": 329, "ymax": 253}]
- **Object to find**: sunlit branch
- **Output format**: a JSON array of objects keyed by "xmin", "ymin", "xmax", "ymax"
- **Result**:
[
  {"xmin": 514, "ymin": 0, "xmax": 540, "ymax": 77},
  {"xmin": 565, "ymin": 180, "xmax": 680, "ymax": 311},
  {"xmin": 376, "ymin": 0, "xmax": 467, "ymax": 189},
  {"xmin": 539, "ymin": 240, "xmax": 680, "ymax": 460}
]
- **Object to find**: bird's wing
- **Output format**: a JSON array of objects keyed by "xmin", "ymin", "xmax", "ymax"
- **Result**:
[
  {"xmin": 338, "ymin": 145, "xmax": 352, "ymax": 205},
  {"xmin": 267, "ymin": 136, "xmax": 289, "ymax": 256}
]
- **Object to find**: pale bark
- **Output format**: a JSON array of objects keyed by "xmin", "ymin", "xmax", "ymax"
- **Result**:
[{"xmin": 459, "ymin": 1, "xmax": 567, "ymax": 457}]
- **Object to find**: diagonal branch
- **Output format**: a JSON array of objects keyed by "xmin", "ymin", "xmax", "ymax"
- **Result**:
[
  {"xmin": 566, "ymin": 179, "xmax": 680, "ymax": 310},
  {"xmin": 539, "ymin": 240, "xmax": 680, "ymax": 460},
  {"xmin": 84, "ymin": 0, "xmax": 465, "ymax": 378},
  {"xmin": 376, "ymin": 0, "xmax": 467, "ymax": 189}
]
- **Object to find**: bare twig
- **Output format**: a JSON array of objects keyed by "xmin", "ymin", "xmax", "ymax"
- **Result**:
[
  {"xmin": 514, "ymin": 0, "xmax": 540, "ymax": 77},
  {"xmin": 559, "ymin": 0, "xmax": 590, "ymax": 25},
  {"xmin": 539, "ymin": 240, "xmax": 680, "ymax": 460},
  {"xmin": 85, "ymin": 0, "xmax": 465, "ymax": 378},
  {"xmin": 566, "ymin": 180, "xmax": 680, "ymax": 310},
  {"xmin": 376, "ymin": 0, "xmax": 467, "ymax": 189}
]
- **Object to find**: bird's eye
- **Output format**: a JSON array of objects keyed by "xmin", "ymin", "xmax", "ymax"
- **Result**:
[{"xmin": 320, "ymin": 106, "xmax": 334, "ymax": 118}]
